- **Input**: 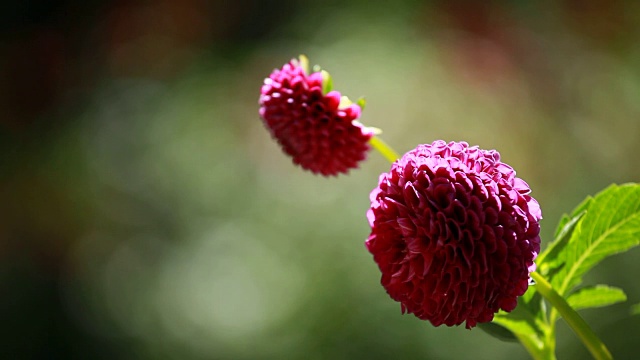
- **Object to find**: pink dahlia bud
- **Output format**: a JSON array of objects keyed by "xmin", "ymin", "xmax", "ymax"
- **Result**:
[
  {"xmin": 259, "ymin": 56, "xmax": 374, "ymax": 176},
  {"xmin": 366, "ymin": 140, "xmax": 541, "ymax": 329}
]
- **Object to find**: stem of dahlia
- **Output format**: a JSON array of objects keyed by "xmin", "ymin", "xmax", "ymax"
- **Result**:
[
  {"xmin": 530, "ymin": 272, "xmax": 613, "ymax": 360},
  {"xmin": 369, "ymin": 136, "xmax": 401, "ymax": 163}
]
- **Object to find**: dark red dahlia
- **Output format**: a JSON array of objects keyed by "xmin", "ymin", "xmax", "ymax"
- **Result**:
[
  {"xmin": 366, "ymin": 140, "xmax": 541, "ymax": 329},
  {"xmin": 259, "ymin": 56, "xmax": 374, "ymax": 176}
]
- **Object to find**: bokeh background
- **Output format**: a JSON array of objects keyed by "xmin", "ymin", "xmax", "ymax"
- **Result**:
[{"xmin": 2, "ymin": 0, "xmax": 640, "ymax": 359}]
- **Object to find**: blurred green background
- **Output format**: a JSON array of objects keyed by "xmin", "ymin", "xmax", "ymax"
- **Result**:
[{"xmin": 2, "ymin": 1, "xmax": 640, "ymax": 359}]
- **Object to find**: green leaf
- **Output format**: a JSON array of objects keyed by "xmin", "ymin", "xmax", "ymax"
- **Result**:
[
  {"xmin": 554, "ymin": 214, "xmax": 572, "ymax": 238},
  {"xmin": 478, "ymin": 322, "xmax": 518, "ymax": 343},
  {"xmin": 492, "ymin": 286, "xmax": 554, "ymax": 358},
  {"xmin": 631, "ymin": 303, "xmax": 640, "ymax": 315},
  {"xmin": 537, "ymin": 210, "xmax": 586, "ymax": 276},
  {"xmin": 566, "ymin": 285, "xmax": 627, "ymax": 311},
  {"xmin": 492, "ymin": 310, "xmax": 545, "ymax": 351},
  {"xmin": 521, "ymin": 288, "xmax": 546, "ymax": 322},
  {"xmin": 321, "ymin": 70, "xmax": 333, "ymax": 94},
  {"xmin": 569, "ymin": 195, "xmax": 595, "ymax": 219},
  {"xmin": 550, "ymin": 183, "xmax": 640, "ymax": 296},
  {"xmin": 492, "ymin": 288, "xmax": 547, "ymax": 343},
  {"xmin": 356, "ymin": 97, "xmax": 366, "ymax": 110}
]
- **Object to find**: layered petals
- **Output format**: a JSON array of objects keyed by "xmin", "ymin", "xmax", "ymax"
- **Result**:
[
  {"xmin": 259, "ymin": 57, "xmax": 373, "ymax": 176},
  {"xmin": 366, "ymin": 140, "xmax": 541, "ymax": 329}
]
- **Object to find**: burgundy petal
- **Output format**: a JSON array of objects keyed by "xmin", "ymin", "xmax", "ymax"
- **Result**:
[
  {"xmin": 365, "ymin": 140, "xmax": 541, "ymax": 329},
  {"xmin": 259, "ymin": 57, "xmax": 373, "ymax": 176}
]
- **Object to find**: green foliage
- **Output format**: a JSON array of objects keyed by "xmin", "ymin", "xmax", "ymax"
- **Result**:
[
  {"xmin": 488, "ymin": 183, "xmax": 640, "ymax": 359},
  {"xmin": 631, "ymin": 303, "xmax": 640, "ymax": 316},
  {"xmin": 536, "ymin": 210, "xmax": 586, "ymax": 276},
  {"xmin": 492, "ymin": 288, "xmax": 547, "ymax": 351},
  {"xmin": 549, "ymin": 183, "xmax": 640, "ymax": 297},
  {"xmin": 478, "ymin": 322, "xmax": 518, "ymax": 343},
  {"xmin": 321, "ymin": 70, "xmax": 333, "ymax": 94},
  {"xmin": 493, "ymin": 296, "xmax": 546, "ymax": 339},
  {"xmin": 566, "ymin": 285, "xmax": 626, "ymax": 311},
  {"xmin": 356, "ymin": 97, "xmax": 366, "ymax": 110}
]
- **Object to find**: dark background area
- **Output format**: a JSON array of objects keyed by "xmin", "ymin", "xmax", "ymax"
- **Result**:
[{"xmin": 2, "ymin": 1, "xmax": 640, "ymax": 359}]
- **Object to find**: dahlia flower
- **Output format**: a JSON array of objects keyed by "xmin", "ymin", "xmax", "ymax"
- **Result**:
[
  {"xmin": 259, "ymin": 56, "xmax": 374, "ymax": 176},
  {"xmin": 366, "ymin": 140, "xmax": 541, "ymax": 329}
]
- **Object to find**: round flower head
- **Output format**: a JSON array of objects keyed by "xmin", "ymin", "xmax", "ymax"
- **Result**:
[
  {"xmin": 259, "ymin": 56, "xmax": 374, "ymax": 176},
  {"xmin": 366, "ymin": 140, "xmax": 541, "ymax": 329}
]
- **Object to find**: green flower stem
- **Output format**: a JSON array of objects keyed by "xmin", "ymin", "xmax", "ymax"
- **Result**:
[
  {"xmin": 369, "ymin": 136, "xmax": 400, "ymax": 163},
  {"xmin": 531, "ymin": 272, "xmax": 613, "ymax": 360}
]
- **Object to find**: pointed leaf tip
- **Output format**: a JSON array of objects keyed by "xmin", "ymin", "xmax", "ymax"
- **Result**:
[
  {"xmin": 298, "ymin": 54, "xmax": 309, "ymax": 75},
  {"xmin": 321, "ymin": 70, "xmax": 333, "ymax": 94},
  {"xmin": 339, "ymin": 95, "xmax": 353, "ymax": 108},
  {"xmin": 537, "ymin": 210, "xmax": 586, "ymax": 276},
  {"xmin": 631, "ymin": 303, "xmax": 640, "ymax": 316},
  {"xmin": 478, "ymin": 322, "xmax": 519, "ymax": 343},
  {"xmin": 356, "ymin": 97, "xmax": 366, "ymax": 110},
  {"xmin": 566, "ymin": 285, "xmax": 627, "ymax": 311}
]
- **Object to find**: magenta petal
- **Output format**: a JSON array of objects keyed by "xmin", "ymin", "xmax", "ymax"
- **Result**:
[
  {"xmin": 325, "ymin": 91, "xmax": 341, "ymax": 111},
  {"xmin": 365, "ymin": 141, "xmax": 541, "ymax": 329},
  {"xmin": 258, "ymin": 58, "xmax": 372, "ymax": 176}
]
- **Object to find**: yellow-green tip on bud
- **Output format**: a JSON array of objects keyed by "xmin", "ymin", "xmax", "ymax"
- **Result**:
[
  {"xmin": 339, "ymin": 95, "xmax": 353, "ymax": 109},
  {"xmin": 298, "ymin": 54, "xmax": 310, "ymax": 75}
]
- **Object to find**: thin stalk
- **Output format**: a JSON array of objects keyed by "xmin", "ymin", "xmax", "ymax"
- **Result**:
[
  {"xmin": 369, "ymin": 136, "xmax": 400, "ymax": 163},
  {"xmin": 531, "ymin": 272, "xmax": 613, "ymax": 360}
]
